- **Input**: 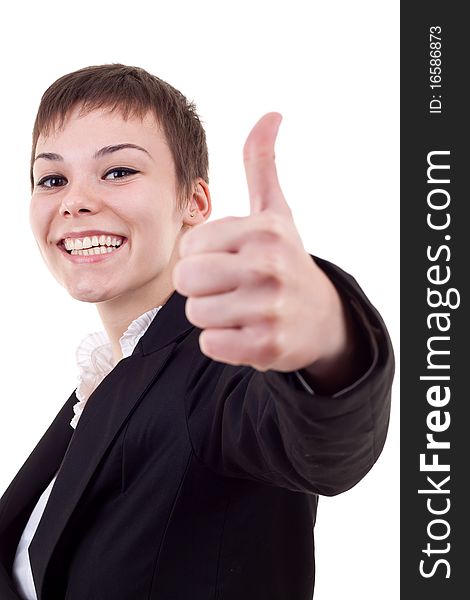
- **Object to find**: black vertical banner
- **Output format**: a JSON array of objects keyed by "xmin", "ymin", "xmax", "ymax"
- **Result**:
[{"xmin": 401, "ymin": 3, "xmax": 468, "ymax": 599}]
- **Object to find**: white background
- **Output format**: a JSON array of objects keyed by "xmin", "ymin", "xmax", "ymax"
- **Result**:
[{"xmin": 0, "ymin": 1, "xmax": 399, "ymax": 598}]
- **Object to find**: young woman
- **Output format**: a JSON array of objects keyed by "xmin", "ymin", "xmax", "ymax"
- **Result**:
[{"xmin": 0, "ymin": 64, "xmax": 394, "ymax": 599}]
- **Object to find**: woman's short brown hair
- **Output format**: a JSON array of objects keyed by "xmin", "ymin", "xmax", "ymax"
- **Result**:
[{"xmin": 30, "ymin": 64, "xmax": 209, "ymax": 209}]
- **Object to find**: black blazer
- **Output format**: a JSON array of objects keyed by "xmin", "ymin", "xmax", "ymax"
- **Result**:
[{"xmin": 0, "ymin": 256, "xmax": 394, "ymax": 600}]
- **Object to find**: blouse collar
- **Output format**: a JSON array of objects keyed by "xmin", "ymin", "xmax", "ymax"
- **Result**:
[{"xmin": 70, "ymin": 305, "xmax": 162, "ymax": 429}]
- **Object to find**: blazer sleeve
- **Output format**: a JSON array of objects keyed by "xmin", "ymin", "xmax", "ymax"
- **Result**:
[{"xmin": 184, "ymin": 255, "xmax": 395, "ymax": 496}]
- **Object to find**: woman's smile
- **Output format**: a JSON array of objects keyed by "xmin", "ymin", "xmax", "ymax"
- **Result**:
[{"xmin": 57, "ymin": 236, "xmax": 128, "ymax": 264}]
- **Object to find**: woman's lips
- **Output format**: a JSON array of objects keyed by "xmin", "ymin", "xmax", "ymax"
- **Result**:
[{"xmin": 57, "ymin": 238, "xmax": 128, "ymax": 263}]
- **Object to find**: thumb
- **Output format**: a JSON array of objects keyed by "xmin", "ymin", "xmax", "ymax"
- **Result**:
[{"xmin": 243, "ymin": 112, "xmax": 290, "ymax": 216}]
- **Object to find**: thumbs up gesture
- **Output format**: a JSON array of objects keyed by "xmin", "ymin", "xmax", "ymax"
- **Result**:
[{"xmin": 173, "ymin": 113, "xmax": 353, "ymax": 376}]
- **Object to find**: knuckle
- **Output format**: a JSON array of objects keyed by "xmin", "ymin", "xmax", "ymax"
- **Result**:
[
  {"xmin": 246, "ymin": 252, "xmax": 285, "ymax": 285},
  {"xmin": 263, "ymin": 297, "xmax": 284, "ymax": 324},
  {"xmin": 267, "ymin": 252, "xmax": 285, "ymax": 281},
  {"xmin": 255, "ymin": 287, "xmax": 284, "ymax": 323},
  {"xmin": 264, "ymin": 252, "xmax": 285, "ymax": 282},
  {"xmin": 252, "ymin": 327, "xmax": 284, "ymax": 365},
  {"xmin": 261, "ymin": 211, "xmax": 285, "ymax": 239},
  {"xmin": 265, "ymin": 331, "xmax": 284, "ymax": 361}
]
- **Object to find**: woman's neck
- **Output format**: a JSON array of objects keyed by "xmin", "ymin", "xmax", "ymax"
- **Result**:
[{"xmin": 96, "ymin": 277, "xmax": 175, "ymax": 365}]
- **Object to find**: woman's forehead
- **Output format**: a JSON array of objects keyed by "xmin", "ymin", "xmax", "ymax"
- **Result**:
[{"xmin": 36, "ymin": 106, "xmax": 164, "ymax": 151}]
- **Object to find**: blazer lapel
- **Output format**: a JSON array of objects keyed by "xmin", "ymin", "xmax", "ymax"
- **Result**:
[
  {"xmin": 29, "ymin": 290, "xmax": 193, "ymax": 599},
  {"xmin": 0, "ymin": 391, "xmax": 77, "ymax": 600},
  {"xmin": 0, "ymin": 391, "xmax": 76, "ymax": 542}
]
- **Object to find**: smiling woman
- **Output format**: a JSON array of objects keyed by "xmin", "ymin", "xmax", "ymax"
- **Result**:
[
  {"xmin": 0, "ymin": 64, "xmax": 394, "ymax": 600},
  {"xmin": 30, "ymin": 103, "xmax": 211, "ymax": 364}
]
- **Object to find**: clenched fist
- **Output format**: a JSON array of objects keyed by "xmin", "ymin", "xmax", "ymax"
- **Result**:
[{"xmin": 173, "ymin": 113, "xmax": 358, "ymax": 382}]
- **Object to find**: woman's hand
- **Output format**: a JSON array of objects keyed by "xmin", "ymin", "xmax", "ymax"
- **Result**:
[{"xmin": 173, "ymin": 114, "xmax": 356, "ymax": 379}]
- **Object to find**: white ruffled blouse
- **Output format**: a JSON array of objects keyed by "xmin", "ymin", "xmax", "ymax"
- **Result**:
[
  {"xmin": 12, "ymin": 305, "xmax": 162, "ymax": 600},
  {"xmin": 70, "ymin": 305, "xmax": 161, "ymax": 429}
]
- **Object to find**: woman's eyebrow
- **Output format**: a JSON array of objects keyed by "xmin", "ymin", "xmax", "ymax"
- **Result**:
[
  {"xmin": 93, "ymin": 143, "xmax": 152, "ymax": 159},
  {"xmin": 34, "ymin": 152, "xmax": 62, "ymax": 163},
  {"xmin": 34, "ymin": 143, "xmax": 152, "ymax": 164}
]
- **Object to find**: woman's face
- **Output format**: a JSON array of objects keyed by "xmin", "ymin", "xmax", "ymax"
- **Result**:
[{"xmin": 30, "ymin": 106, "xmax": 191, "ymax": 309}]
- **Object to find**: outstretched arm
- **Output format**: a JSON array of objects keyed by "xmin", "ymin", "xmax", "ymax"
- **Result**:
[{"xmin": 173, "ymin": 113, "xmax": 376, "ymax": 394}]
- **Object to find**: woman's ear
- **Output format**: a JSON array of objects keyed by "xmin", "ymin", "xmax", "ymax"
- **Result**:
[{"xmin": 182, "ymin": 179, "xmax": 212, "ymax": 227}]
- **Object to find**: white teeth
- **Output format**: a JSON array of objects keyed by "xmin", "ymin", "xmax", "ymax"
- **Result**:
[
  {"xmin": 70, "ymin": 246, "xmax": 118, "ymax": 256},
  {"xmin": 64, "ymin": 235, "xmax": 124, "ymax": 251}
]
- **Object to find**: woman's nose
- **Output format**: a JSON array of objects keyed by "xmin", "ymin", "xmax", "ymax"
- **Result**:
[{"xmin": 59, "ymin": 184, "xmax": 102, "ymax": 217}]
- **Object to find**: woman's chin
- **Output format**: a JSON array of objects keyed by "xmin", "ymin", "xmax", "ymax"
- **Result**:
[{"xmin": 66, "ymin": 284, "xmax": 117, "ymax": 304}]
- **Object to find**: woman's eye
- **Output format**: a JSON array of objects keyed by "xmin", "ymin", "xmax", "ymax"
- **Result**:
[
  {"xmin": 37, "ymin": 176, "xmax": 67, "ymax": 188},
  {"xmin": 104, "ymin": 168, "xmax": 139, "ymax": 180}
]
